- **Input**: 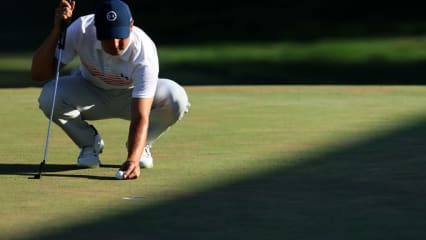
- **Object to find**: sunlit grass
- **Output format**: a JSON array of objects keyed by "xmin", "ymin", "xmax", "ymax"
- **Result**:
[
  {"xmin": 2, "ymin": 86, "xmax": 426, "ymax": 239},
  {"xmin": 2, "ymin": 38, "xmax": 426, "ymax": 238}
]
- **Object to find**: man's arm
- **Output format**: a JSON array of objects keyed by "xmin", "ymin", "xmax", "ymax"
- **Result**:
[
  {"xmin": 31, "ymin": 0, "xmax": 75, "ymax": 81},
  {"xmin": 123, "ymin": 97, "xmax": 154, "ymax": 180}
]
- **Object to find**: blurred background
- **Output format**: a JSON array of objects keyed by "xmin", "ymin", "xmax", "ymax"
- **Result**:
[
  {"xmin": 4, "ymin": 0, "xmax": 426, "ymax": 47},
  {"xmin": 2, "ymin": 0, "xmax": 426, "ymax": 85}
]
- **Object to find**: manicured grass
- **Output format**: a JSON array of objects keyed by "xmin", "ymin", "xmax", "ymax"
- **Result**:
[
  {"xmin": 1, "ymin": 85, "xmax": 426, "ymax": 239},
  {"xmin": 2, "ymin": 39, "xmax": 426, "ymax": 238}
]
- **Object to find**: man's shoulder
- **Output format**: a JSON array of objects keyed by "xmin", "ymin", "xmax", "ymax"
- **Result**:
[
  {"xmin": 67, "ymin": 14, "xmax": 96, "ymax": 42},
  {"xmin": 79, "ymin": 14, "xmax": 95, "ymax": 22},
  {"xmin": 76, "ymin": 14, "xmax": 95, "ymax": 30},
  {"xmin": 131, "ymin": 26, "xmax": 155, "ymax": 45}
]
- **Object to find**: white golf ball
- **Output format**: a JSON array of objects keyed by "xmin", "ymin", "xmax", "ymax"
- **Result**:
[{"xmin": 115, "ymin": 170, "xmax": 125, "ymax": 180}]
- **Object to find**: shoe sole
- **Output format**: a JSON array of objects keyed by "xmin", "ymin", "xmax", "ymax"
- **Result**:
[{"xmin": 77, "ymin": 161, "xmax": 101, "ymax": 168}]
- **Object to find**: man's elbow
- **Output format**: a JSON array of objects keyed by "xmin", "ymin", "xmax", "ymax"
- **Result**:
[
  {"xmin": 31, "ymin": 71, "xmax": 44, "ymax": 82},
  {"xmin": 31, "ymin": 57, "xmax": 58, "ymax": 82},
  {"xmin": 30, "ymin": 66, "xmax": 54, "ymax": 82}
]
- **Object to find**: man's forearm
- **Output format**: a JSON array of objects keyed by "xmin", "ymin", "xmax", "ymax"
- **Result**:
[
  {"xmin": 31, "ymin": 26, "xmax": 62, "ymax": 82},
  {"xmin": 127, "ymin": 115, "xmax": 149, "ymax": 163},
  {"xmin": 126, "ymin": 98, "xmax": 153, "ymax": 163}
]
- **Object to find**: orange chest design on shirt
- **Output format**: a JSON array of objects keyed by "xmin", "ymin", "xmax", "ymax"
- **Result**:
[{"xmin": 82, "ymin": 61, "xmax": 132, "ymax": 86}]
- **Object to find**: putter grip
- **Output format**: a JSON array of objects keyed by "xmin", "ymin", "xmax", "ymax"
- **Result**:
[{"xmin": 58, "ymin": 0, "xmax": 72, "ymax": 49}]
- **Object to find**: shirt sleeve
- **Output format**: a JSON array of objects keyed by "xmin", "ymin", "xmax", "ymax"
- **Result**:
[
  {"xmin": 131, "ymin": 39, "xmax": 159, "ymax": 99},
  {"xmin": 131, "ymin": 64, "xmax": 158, "ymax": 98}
]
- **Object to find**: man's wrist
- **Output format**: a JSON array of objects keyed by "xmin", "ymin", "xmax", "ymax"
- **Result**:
[{"xmin": 126, "ymin": 158, "xmax": 139, "ymax": 164}]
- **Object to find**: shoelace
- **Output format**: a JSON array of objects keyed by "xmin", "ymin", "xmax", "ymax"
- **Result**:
[{"xmin": 143, "ymin": 145, "xmax": 151, "ymax": 158}]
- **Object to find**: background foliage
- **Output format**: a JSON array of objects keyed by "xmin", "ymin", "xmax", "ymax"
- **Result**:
[
  {"xmin": 4, "ymin": 0, "xmax": 426, "ymax": 51},
  {"xmin": 2, "ymin": 0, "xmax": 426, "ymax": 85}
]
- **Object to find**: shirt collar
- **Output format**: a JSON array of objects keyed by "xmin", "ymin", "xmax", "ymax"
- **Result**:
[{"xmin": 95, "ymin": 34, "xmax": 133, "ymax": 61}]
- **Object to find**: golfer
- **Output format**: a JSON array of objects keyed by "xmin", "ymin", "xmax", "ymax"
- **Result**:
[{"xmin": 31, "ymin": 0, "xmax": 190, "ymax": 180}]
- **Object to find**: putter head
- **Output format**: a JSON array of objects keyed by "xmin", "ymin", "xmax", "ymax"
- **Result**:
[{"xmin": 34, "ymin": 160, "xmax": 45, "ymax": 179}]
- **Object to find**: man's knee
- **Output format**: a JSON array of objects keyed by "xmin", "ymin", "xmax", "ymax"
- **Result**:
[
  {"xmin": 172, "ymin": 89, "xmax": 190, "ymax": 121},
  {"xmin": 38, "ymin": 80, "xmax": 72, "ymax": 119},
  {"xmin": 38, "ymin": 81, "xmax": 55, "ymax": 116},
  {"xmin": 154, "ymin": 79, "xmax": 190, "ymax": 123}
]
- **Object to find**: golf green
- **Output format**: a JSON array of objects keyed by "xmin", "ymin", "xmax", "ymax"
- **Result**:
[{"xmin": 1, "ymin": 85, "xmax": 426, "ymax": 239}]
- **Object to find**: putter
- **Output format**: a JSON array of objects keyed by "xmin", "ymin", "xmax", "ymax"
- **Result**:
[{"xmin": 35, "ymin": 2, "xmax": 71, "ymax": 179}]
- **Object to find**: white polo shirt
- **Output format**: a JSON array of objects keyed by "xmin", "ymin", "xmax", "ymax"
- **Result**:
[{"xmin": 58, "ymin": 14, "xmax": 159, "ymax": 98}]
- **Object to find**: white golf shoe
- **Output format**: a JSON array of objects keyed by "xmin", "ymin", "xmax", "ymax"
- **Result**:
[
  {"xmin": 77, "ymin": 134, "xmax": 104, "ymax": 168},
  {"xmin": 140, "ymin": 145, "xmax": 154, "ymax": 168}
]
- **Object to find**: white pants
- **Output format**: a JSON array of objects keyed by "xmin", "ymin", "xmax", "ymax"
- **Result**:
[{"xmin": 38, "ymin": 72, "xmax": 190, "ymax": 148}]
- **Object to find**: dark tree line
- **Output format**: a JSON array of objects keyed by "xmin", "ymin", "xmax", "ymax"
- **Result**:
[{"xmin": 2, "ymin": 0, "xmax": 425, "ymax": 51}]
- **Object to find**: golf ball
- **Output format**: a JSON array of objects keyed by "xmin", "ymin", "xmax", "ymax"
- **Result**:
[{"xmin": 115, "ymin": 170, "xmax": 125, "ymax": 180}]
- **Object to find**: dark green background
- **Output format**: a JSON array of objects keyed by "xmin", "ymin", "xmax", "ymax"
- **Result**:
[
  {"xmin": 2, "ymin": 0, "xmax": 426, "ymax": 85},
  {"xmin": 4, "ymin": 0, "xmax": 426, "ymax": 51}
]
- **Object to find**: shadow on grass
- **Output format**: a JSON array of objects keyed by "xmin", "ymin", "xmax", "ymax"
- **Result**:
[
  {"xmin": 29, "ymin": 173, "xmax": 117, "ymax": 180},
  {"xmin": 0, "ymin": 163, "xmax": 81, "ymax": 174},
  {"xmin": 0, "ymin": 163, "xmax": 121, "ymax": 180},
  {"xmin": 161, "ymin": 60, "xmax": 426, "ymax": 85},
  {"xmin": 2, "ymin": 59, "xmax": 426, "ymax": 88},
  {"xmin": 27, "ymin": 116, "xmax": 426, "ymax": 239},
  {"xmin": 0, "ymin": 71, "xmax": 42, "ymax": 88}
]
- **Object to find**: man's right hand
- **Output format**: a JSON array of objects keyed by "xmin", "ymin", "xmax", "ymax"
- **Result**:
[
  {"xmin": 54, "ymin": 0, "xmax": 75, "ymax": 30},
  {"xmin": 120, "ymin": 160, "xmax": 141, "ymax": 180}
]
